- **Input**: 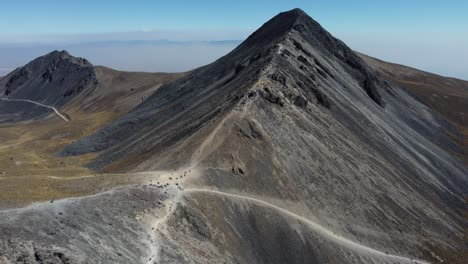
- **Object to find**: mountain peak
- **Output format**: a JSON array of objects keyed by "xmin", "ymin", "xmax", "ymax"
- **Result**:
[
  {"xmin": 41, "ymin": 50, "xmax": 92, "ymax": 67},
  {"xmin": 279, "ymin": 8, "xmax": 308, "ymax": 20},
  {"xmin": 49, "ymin": 49, "xmax": 70, "ymax": 56},
  {"xmin": 242, "ymin": 8, "xmax": 312, "ymax": 43},
  {"xmin": 234, "ymin": 7, "xmax": 337, "ymax": 58},
  {"xmin": 226, "ymin": 8, "xmax": 322, "ymax": 64},
  {"xmin": 61, "ymin": 8, "xmax": 387, "ymax": 163},
  {"xmin": 234, "ymin": 7, "xmax": 385, "ymax": 106},
  {"xmin": 0, "ymin": 50, "xmax": 97, "ymax": 115}
]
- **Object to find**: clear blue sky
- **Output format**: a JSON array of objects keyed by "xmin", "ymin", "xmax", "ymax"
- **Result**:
[
  {"xmin": 0, "ymin": 0, "xmax": 467, "ymax": 78},
  {"xmin": 1, "ymin": 0, "xmax": 467, "ymax": 34}
]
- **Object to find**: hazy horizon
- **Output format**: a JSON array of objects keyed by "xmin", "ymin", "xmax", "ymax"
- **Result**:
[{"xmin": 1, "ymin": 1, "xmax": 467, "ymax": 79}]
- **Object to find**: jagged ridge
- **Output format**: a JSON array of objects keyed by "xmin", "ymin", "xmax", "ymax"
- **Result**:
[
  {"xmin": 0, "ymin": 50, "xmax": 97, "ymax": 107},
  {"xmin": 60, "ymin": 9, "xmax": 386, "ymax": 168}
]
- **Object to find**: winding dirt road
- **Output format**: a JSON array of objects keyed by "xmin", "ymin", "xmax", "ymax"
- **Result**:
[
  {"xmin": 177, "ymin": 188, "xmax": 429, "ymax": 264},
  {"xmin": 0, "ymin": 97, "xmax": 69, "ymax": 122}
]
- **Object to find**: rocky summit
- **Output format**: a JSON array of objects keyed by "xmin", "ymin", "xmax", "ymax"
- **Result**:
[
  {"xmin": 0, "ymin": 8, "xmax": 466, "ymax": 264},
  {"xmin": 0, "ymin": 50, "xmax": 98, "ymax": 122}
]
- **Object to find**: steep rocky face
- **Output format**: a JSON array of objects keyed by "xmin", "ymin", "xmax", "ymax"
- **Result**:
[
  {"xmin": 0, "ymin": 50, "xmax": 97, "ymax": 104},
  {"xmin": 59, "ymin": 14, "xmax": 287, "ymax": 167},
  {"xmin": 60, "ymin": 9, "xmax": 388, "ymax": 167},
  {"xmin": 176, "ymin": 10, "xmax": 466, "ymax": 263},
  {"xmin": 359, "ymin": 52, "xmax": 468, "ymax": 163},
  {"xmin": 2, "ymin": 8, "xmax": 466, "ymax": 264},
  {"xmin": 0, "ymin": 50, "xmax": 98, "ymax": 122}
]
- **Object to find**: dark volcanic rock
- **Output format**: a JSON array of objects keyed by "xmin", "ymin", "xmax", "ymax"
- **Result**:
[
  {"xmin": 293, "ymin": 95, "xmax": 308, "ymax": 108},
  {"xmin": 0, "ymin": 50, "xmax": 98, "ymax": 122}
]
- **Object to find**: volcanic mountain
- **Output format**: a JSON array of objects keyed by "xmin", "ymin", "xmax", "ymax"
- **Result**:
[
  {"xmin": 0, "ymin": 8, "xmax": 466, "ymax": 264},
  {"xmin": 0, "ymin": 50, "xmax": 97, "ymax": 122},
  {"xmin": 0, "ymin": 50, "xmax": 182, "ymax": 123}
]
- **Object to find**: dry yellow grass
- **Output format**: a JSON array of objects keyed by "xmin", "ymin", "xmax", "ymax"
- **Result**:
[
  {"xmin": 0, "ymin": 109, "xmax": 160, "ymax": 207},
  {"xmin": 0, "ymin": 111, "xmax": 114, "ymax": 207},
  {"xmin": 0, "ymin": 68, "xmax": 184, "ymax": 208},
  {"xmin": 0, "ymin": 172, "xmax": 153, "ymax": 208}
]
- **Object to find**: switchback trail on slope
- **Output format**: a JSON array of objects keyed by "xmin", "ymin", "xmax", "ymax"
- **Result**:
[
  {"xmin": 183, "ymin": 188, "xmax": 429, "ymax": 264},
  {"xmin": 0, "ymin": 97, "xmax": 69, "ymax": 122}
]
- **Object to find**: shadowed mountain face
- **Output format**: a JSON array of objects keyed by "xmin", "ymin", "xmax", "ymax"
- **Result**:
[
  {"xmin": 0, "ymin": 50, "xmax": 96, "ymax": 103},
  {"xmin": 1, "ymin": 8, "xmax": 467, "ymax": 264},
  {"xmin": 0, "ymin": 51, "xmax": 182, "ymax": 124},
  {"xmin": 0, "ymin": 50, "xmax": 98, "ymax": 122}
]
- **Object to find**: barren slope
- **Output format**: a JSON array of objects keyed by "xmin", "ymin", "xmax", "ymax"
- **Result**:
[
  {"xmin": 359, "ymin": 53, "xmax": 468, "ymax": 163},
  {"xmin": 0, "ymin": 53, "xmax": 183, "ymax": 207},
  {"xmin": 1, "ymin": 8, "xmax": 466, "ymax": 264},
  {"xmin": 57, "ymin": 8, "xmax": 467, "ymax": 263}
]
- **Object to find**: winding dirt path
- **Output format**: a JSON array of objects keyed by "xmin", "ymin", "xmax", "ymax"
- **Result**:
[
  {"xmin": 0, "ymin": 97, "xmax": 69, "ymax": 122},
  {"xmin": 182, "ymin": 188, "xmax": 429, "ymax": 264}
]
